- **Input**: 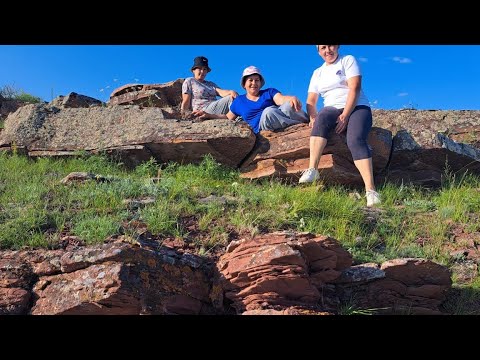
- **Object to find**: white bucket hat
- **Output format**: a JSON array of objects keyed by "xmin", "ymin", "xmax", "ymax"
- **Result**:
[{"xmin": 240, "ymin": 66, "xmax": 265, "ymax": 89}]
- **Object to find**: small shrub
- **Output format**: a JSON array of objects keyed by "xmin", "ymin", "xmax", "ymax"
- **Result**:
[
  {"xmin": 15, "ymin": 91, "xmax": 42, "ymax": 104},
  {"xmin": 0, "ymin": 84, "xmax": 43, "ymax": 103}
]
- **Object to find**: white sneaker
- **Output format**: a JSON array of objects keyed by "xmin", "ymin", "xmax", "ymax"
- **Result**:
[
  {"xmin": 366, "ymin": 190, "xmax": 381, "ymax": 207},
  {"xmin": 299, "ymin": 168, "xmax": 320, "ymax": 184}
]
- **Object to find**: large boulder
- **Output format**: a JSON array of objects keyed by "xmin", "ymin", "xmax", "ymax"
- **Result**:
[
  {"xmin": 373, "ymin": 109, "xmax": 480, "ymax": 187},
  {"xmin": 0, "ymin": 241, "xmax": 218, "ymax": 315},
  {"xmin": 49, "ymin": 92, "xmax": 103, "ymax": 108},
  {"xmin": 108, "ymin": 79, "xmax": 184, "ymax": 110},
  {"xmin": 240, "ymin": 123, "xmax": 392, "ymax": 187},
  {"xmin": 0, "ymin": 103, "xmax": 256, "ymax": 168}
]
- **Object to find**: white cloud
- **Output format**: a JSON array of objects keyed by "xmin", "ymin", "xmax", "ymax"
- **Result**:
[
  {"xmin": 113, "ymin": 78, "xmax": 118, "ymax": 82},
  {"xmin": 99, "ymin": 88, "xmax": 104, "ymax": 92},
  {"xmin": 397, "ymin": 92, "xmax": 409, "ymax": 97},
  {"xmin": 358, "ymin": 57, "xmax": 368, "ymax": 62},
  {"xmin": 392, "ymin": 57, "xmax": 412, "ymax": 64}
]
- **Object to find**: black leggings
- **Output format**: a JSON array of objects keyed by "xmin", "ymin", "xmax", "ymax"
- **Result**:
[{"xmin": 311, "ymin": 105, "xmax": 372, "ymax": 160}]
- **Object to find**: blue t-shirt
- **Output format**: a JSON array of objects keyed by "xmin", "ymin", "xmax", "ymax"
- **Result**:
[{"xmin": 230, "ymin": 88, "xmax": 279, "ymax": 133}]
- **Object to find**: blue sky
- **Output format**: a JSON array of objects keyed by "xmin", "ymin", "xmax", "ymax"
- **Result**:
[{"xmin": 1, "ymin": 45, "xmax": 479, "ymax": 110}]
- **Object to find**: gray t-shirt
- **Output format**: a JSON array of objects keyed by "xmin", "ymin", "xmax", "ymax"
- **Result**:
[{"xmin": 182, "ymin": 77, "xmax": 219, "ymax": 111}]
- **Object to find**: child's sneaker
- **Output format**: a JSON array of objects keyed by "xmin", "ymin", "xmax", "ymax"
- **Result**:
[
  {"xmin": 298, "ymin": 168, "xmax": 320, "ymax": 184},
  {"xmin": 366, "ymin": 190, "xmax": 381, "ymax": 207}
]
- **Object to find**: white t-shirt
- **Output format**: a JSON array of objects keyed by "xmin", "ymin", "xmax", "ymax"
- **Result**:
[{"xmin": 307, "ymin": 54, "xmax": 370, "ymax": 109}]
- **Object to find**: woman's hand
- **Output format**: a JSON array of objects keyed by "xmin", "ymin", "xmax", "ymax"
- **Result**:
[
  {"xmin": 192, "ymin": 110, "xmax": 217, "ymax": 120},
  {"xmin": 192, "ymin": 110, "xmax": 208, "ymax": 120},
  {"xmin": 288, "ymin": 96, "xmax": 303, "ymax": 112},
  {"xmin": 335, "ymin": 112, "xmax": 349, "ymax": 133}
]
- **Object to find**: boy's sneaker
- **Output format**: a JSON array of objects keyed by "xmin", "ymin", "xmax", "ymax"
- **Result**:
[
  {"xmin": 299, "ymin": 168, "xmax": 320, "ymax": 184},
  {"xmin": 366, "ymin": 190, "xmax": 381, "ymax": 207}
]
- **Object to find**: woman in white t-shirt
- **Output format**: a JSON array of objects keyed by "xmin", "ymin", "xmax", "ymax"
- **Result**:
[
  {"xmin": 298, "ymin": 45, "xmax": 381, "ymax": 207},
  {"xmin": 180, "ymin": 56, "xmax": 238, "ymax": 120}
]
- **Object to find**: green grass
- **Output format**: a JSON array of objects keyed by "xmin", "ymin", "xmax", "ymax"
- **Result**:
[
  {"xmin": 441, "ymin": 277, "xmax": 480, "ymax": 315},
  {"xmin": 0, "ymin": 152, "xmax": 479, "ymax": 314}
]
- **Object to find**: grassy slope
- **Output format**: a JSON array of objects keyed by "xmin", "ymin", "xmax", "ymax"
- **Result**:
[{"xmin": 0, "ymin": 152, "xmax": 479, "ymax": 314}]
